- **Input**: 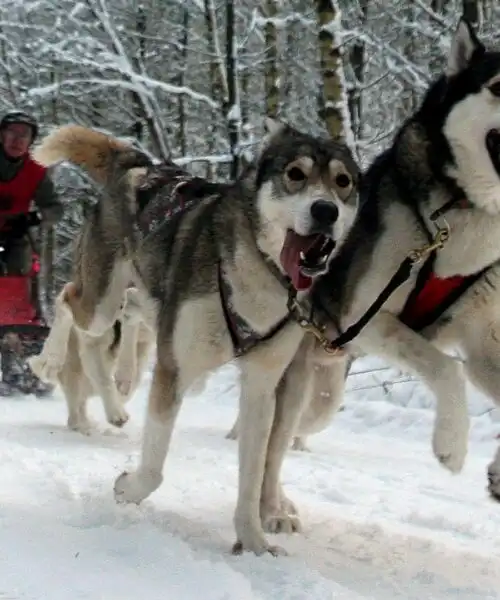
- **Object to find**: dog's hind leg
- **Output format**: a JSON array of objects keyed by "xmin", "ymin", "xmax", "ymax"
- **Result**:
[
  {"xmin": 79, "ymin": 334, "xmax": 129, "ymax": 428},
  {"xmin": 58, "ymin": 347, "xmax": 95, "ymax": 435},
  {"xmin": 459, "ymin": 318, "xmax": 500, "ymax": 500},
  {"xmin": 114, "ymin": 355, "xmax": 178, "ymax": 503},
  {"xmin": 68, "ymin": 259, "xmax": 131, "ymax": 338},
  {"xmin": 114, "ymin": 288, "xmax": 155, "ymax": 398},
  {"xmin": 114, "ymin": 321, "xmax": 140, "ymax": 399},
  {"xmin": 131, "ymin": 328, "xmax": 154, "ymax": 392},
  {"xmin": 62, "ymin": 378, "xmax": 94, "ymax": 435},
  {"xmin": 233, "ymin": 323, "xmax": 305, "ymax": 556},
  {"xmin": 355, "ymin": 311, "xmax": 469, "ymax": 473}
]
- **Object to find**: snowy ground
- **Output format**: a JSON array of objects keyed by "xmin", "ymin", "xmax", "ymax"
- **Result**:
[{"xmin": 1, "ymin": 358, "xmax": 500, "ymax": 600}]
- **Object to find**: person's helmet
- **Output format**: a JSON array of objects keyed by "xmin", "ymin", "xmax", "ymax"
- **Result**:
[{"xmin": 0, "ymin": 111, "xmax": 38, "ymax": 141}]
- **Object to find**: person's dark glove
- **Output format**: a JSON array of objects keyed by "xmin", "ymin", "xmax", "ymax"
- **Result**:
[
  {"xmin": 25, "ymin": 211, "xmax": 42, "ymax": 227},
  {"xmin": 5, "ymin": 212, "xmax": 42, "ymax": 238}
]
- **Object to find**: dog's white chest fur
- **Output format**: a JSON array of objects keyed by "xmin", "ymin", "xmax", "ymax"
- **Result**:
[{"xmin": 223, "ymin": 241, "xmax": 289, "ymax": 335}]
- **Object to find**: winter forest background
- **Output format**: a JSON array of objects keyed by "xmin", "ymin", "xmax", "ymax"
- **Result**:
[{"xmin": 2, "ymin": 0, "xmax": 499, "ymax": 406}]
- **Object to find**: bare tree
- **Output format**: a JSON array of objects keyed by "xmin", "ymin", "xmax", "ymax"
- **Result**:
[
  {"xmin": 225, "ymin": 0, "xmax": 239, "ymax": 179},
  {"xmin": 316, "ymin": 0, "xmax": 350, "ymax": 142},
  {"xmin": 347, "ymin": 0, "xmax": 369, "ymax": 141},
  {"xmin": 261, "ymin": 0, "xmax": 280, "ymax": 118}
]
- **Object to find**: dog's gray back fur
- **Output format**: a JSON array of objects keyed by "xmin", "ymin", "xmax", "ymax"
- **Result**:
[{"xmin": 125, "ymin": 127, "xmax": 358, "ymax": 352}]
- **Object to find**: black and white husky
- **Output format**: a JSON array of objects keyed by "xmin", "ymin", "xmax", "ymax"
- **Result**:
[{"xmin": 312, "ymin": 18, "xmax": 500, "ymax": 499}]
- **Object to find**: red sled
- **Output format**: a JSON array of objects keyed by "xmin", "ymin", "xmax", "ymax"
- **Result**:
[{"xmin": 0, "ymin": 232, "xmax": 53, "ymax": 397}]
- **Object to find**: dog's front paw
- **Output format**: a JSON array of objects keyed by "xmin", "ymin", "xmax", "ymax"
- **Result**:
[
  {"xmin": 262, "ymin": 512, "xmax": 302, "ymax": 535},
  {"xmin": 105, "ymin": 404, "xmax": 130, "ymax": 428},
  {"xmin": 291, "ymin": 436, "xmax": 309, "ymax": 452},
  {"xmin": 261, "ymin": 490, "xmax": 302, "ymax": 534},
  {"xmin": 67, "ymin": 416, "xmax": 96, "ymax": 436},
  {"xmin": 487, "ymin": 449, "xmax": 500, "ymax": 501},
  {"xmin": 231, "ymin": 532, "xmax": 286, "ymax": 557},
  {"xmin": 114, "ymin": 470, "xmax": 163, "ymax": 504},
  {"xmin": 433, "ymin": 412, "xmax": 469, "ymax": 473}
]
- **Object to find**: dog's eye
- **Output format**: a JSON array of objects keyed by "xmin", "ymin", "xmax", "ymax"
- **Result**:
[
  {"xmin": 329, "ymin": 159, "xmax": 353, "ymax": 200},
  {"xmin": 335, "ymin": 174, "xmax": 351, "ymax": 188},
  {"xmin": 287, "ymin": 167, "xmax": 306, "ymax": 182},
  {"xmin": 489, "ymin": 82, "xmax": 500, "ymax": 97}
]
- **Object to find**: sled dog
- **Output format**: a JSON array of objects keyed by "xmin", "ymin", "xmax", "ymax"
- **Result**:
[
  {"xmin": 31, "ymin": 118, "xmax": 359, "ymax": 555},
  {"xmin": 29, "ymin": 285, "xmax": 154, "ymax": 433},
  {"xmin": 311, "ymin": 18, "xmax": 500, "ymax": 498}
]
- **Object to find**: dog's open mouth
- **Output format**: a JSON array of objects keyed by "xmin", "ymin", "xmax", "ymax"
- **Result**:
[
  {"xmin": 279, "ymin": 230, "xmax": 336, "ymax": 291},
  {"xmin": 486, "ymin": 129, "xmax": 500, "ymax": 176}
]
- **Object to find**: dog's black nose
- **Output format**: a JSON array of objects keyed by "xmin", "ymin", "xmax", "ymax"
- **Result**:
[{"xmin": 310, "ymin": 200, "xmax": 339, "ymax": 226}]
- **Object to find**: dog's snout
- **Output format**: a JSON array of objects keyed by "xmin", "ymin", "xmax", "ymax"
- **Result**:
[{"xmin": 310, "ymin": 200, "xmax": 339, "ymax": 226}]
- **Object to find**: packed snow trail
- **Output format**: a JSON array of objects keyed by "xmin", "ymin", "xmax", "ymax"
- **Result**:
[{"xmin": 0, "ymin": 361, "xmax": 499, "ymax": 599}]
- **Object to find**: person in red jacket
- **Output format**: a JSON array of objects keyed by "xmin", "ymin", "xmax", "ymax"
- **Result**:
[{"xmin": 0, "ymin": 111, "xmax": 63, "ymax": 274}]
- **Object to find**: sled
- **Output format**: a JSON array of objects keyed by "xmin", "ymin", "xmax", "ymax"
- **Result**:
[{"xmin": 0, "ymin": 213, "xmax": 53, "ymax": 397}]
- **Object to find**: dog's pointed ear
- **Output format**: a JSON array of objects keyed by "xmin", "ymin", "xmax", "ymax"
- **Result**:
[
  {"xmin": 256, "ymin": 117, "xmax": 288, "ymax": 158},
  {"xmin": 264, "ymin": 117, "xmax": 287, "ymax": 137},
  {"xmin": 447, "ymin": 18, "xmax": 484, "ymax": 77}
]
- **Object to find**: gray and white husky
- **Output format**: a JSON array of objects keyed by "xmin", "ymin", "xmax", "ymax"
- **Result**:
[
  {"xmin": 31, "ymin": 119, "xmax": 359, "ymax": 555},
  {"xmin": 311, "ymin": 18, "xmax": 500, "ymax": 499}
]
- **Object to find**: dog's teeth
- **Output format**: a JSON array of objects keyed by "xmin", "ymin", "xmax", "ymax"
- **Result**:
[{"xmin": 299, "ymin": 251, "xmax": 306, "ymax": 261}]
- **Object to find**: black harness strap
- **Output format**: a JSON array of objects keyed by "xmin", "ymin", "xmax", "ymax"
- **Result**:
[
  {"xmin": 218, "ymin": 261, "xmax": 294, "ymax": 357},
  {"xmin": 397, "ymin": 252, "xmax": 436, "ymax": 328},
  {"xmin": 325, "ymin": 255, "xmax": 416, "ymax": 349},
  {"xmin": 135, "ymin": 162, "xmax": 296, "ymax": 357},
  {"xmin": 319, "ymin": 194, "xmax": 481, "ymax": 349}
]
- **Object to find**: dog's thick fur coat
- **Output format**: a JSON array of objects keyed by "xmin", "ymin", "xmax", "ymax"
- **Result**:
[
  {"xmin": 31, "ymin": 119, "xmax": 359, "ymax": 555},
  {"xmin": 29, "ymin": 284, "xmax": 154, "ymax": 433},
  {"xmin": 311, "ymin": 19, "xmax": 500, "ymax": 497}
]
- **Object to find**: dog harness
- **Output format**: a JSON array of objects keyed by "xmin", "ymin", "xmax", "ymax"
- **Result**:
[
  {"xmin": 398, "ymin": 194, "xmax": 487, "ymax": 331},
  {"xmin": 398, "ymin": 252, "xmax": 486, "ymax": 331},
  {"xmin": 135, "ymin": 163, "xmax": 293, "ymax": 356}
]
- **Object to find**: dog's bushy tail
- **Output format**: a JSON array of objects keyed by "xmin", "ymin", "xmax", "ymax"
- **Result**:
[{"xmin": 33, "ymin": 124, "xmax": 152, "ymax": 186}]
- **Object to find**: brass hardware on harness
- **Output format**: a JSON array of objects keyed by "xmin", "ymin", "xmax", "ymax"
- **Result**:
[
  {"xmin": 287, "ymin": 294, "xmax": 343, "ymax": 355},
  {"xmin": 299, "ymin": 320, "xmax": 342, "ymax": 354},
  {"xmin": 407, "ymin": 226, "xmax": 450, "ymax": 264},
  {"xmin": 287, "ymin": 215, "xmax": 452, "ymax": 356}
]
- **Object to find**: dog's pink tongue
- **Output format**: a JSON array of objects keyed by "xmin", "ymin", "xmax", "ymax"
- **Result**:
[{"xmin": 279, "ymin": 230, "xmax": 315, "ymax": 291}]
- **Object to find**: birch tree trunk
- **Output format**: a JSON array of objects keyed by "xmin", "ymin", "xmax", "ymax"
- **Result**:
[
  {"xmin": 262, "ymin": 0, "xmax": 279, "ymax": 118},
  {"xmin": 225, "ymin": 0, "xmax": 239, "ymax": 179},
  {"xmin": 176, "ymin": 7, "xmax": 190, "ymax": 156},
  {"xmin": 315, "ymin": 0, "xmax": 347, "ymax": 141},
  {"xmin": 204, "ymin": 0, "xmax": 227, "ymax": 178},
  {"xmin": 347, "ymin": 0, "xmax": 368, "ymax": 141}
]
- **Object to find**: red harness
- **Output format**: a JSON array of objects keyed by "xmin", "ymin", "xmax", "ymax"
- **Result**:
[
  {"xmin": 0, "ymin": 156, "xmax": 46, "ymax": 229},
  {"xmin": 399, "ymin": 270, "xmax": 468, "ymax": 330},
  {"xmin": 399, "ymin": 198, "xmax": 483, "ymax": 331}
]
